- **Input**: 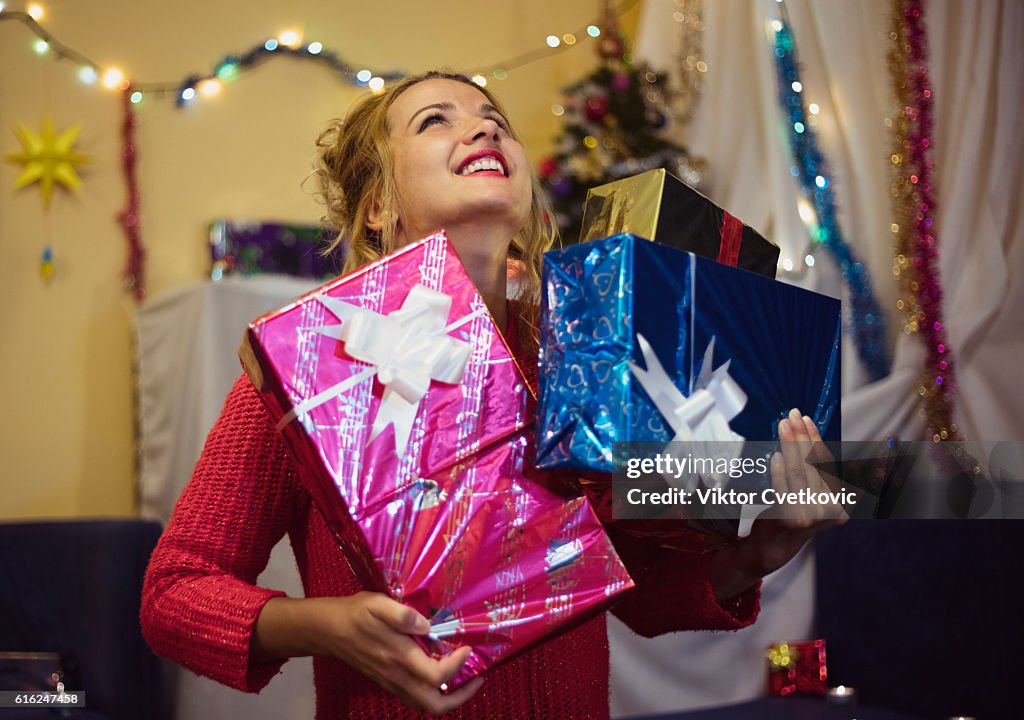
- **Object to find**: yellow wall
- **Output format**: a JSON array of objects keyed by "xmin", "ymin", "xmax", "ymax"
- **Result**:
[{"xmin": 0, "ymin": 0, "xmax": 641, "ymax": 519}]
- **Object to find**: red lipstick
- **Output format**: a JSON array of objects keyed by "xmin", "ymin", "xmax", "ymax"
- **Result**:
[{"xmin": 456, "ymin": 149, "xmax": 508, "ymax": 177}]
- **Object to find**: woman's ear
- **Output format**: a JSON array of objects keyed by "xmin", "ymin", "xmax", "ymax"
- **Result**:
[{"xmin": 366, "ymin": 196, "xmax": 386, "ymax": 232}]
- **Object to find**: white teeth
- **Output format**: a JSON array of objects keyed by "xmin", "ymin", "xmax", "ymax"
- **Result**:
[{"xmin": 460, "ymin": 157, "xmax": 506, "ymax": 176}]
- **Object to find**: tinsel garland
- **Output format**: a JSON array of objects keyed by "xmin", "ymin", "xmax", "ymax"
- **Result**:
[
  {"xmin": 770, "ymin": 10, "xmax": 890, "ymax": 382},
  {"xmin": 888, "ymin": 0, "xmax": 958, "ymax": 443},
  {"xmin": 119, "ymin": 86, "xmax": 144, "ymax": 300}
]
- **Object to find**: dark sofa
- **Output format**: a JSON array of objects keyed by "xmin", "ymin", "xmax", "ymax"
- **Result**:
[{"xmin": 0, "ymin": 520, "xmax": 163, "ymax": 720}]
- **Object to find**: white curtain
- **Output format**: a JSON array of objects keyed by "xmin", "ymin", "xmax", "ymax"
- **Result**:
[{"xmin": 609, "ymin": 1, "xmax": 1023, "ymax": 715}]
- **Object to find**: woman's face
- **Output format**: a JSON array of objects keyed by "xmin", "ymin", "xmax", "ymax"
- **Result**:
[{"xmin": 384, "ymin": 78, "xmax": 532, "ymax": 245}]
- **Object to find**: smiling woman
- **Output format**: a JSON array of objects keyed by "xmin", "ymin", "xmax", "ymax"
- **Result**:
[
  {"xmin": 140, "ymin": 70, "xmax": 839, "ymax": 720},
  {"xmin": 385, "ymin": 80, "xmax": 530, "ymax": 242},
  {"xmin": 314, "ymin": 71, "xmax": 553, "ymax": 345}
]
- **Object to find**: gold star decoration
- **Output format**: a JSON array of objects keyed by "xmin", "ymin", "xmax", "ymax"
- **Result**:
[{"xmin": 6, "ymin": 118, "xmax": 91, "ymax": 206}]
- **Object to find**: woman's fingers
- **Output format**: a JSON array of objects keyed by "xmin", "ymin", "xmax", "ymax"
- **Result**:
[
  {"xmin": 378, "ymin": 646, "xmax": 482, "ymax": 716},
  {"xmin": 367, "ymin": 593, "xmax": 430, "ymax": 635},
  {"xmin": 800, "ymin": 415, "xmax": 848, "ymax": 523},
  {"xmin": 366, "ymin": 597, "xmax": 466, "ymax": 686},
  {"xmin": 393, "ymin": 640, "xmax": 472, "ymax": 690},
  {"xmin": 803, "ymin": 414, "xmax": 821, "ymax": 441},
  {"xmin": 778, "ymin": 409, "xmax": 834, "ymax": 525},
  {"xmin": 777, "ymin": 410, "xmax": 808, "ymax": 494},
  {"xmin": 323, "ymin": 592, "xmax": 481, "ymax": 714},
  {"xmin": 437, "ymin": 645, "xmax": 473, "ymax": 685},
  {"xmin": 391, "ymin": 637, "xmax": 448, "ymax": 687},
  {"xmin": 414, "ymin": 676, "xmax": 485, "ymax": 716},
  {"xmin": 433, "ymin": 676, "xmax": 485, "ymax": 715}
]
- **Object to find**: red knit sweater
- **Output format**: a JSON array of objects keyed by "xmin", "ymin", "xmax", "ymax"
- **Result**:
[{"xmin": 142, "ymin": 338, "xmax": 759, "ymax": 719}]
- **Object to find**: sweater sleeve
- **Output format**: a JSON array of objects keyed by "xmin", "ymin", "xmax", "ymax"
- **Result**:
[
  {"xmin": 607, "ymin": 524, "xmax": 760, "ymax": 638},
  {"xmin": 141, "ymin": 375, "xmax": 301, "ymax": 692}
]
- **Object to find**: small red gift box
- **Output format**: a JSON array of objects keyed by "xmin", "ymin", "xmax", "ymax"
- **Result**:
[
  {"xmin": 240, "ymin": 230, "xmax": 634, "ymax": 687},
  {"xmin": 766, "ymin": 639, "xmax": 827, "ymax": 696}
]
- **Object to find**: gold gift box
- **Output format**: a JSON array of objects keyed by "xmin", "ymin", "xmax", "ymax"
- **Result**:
[{"xmin": 580, "ymin": 169, "xmax": 780, "ymax": 278}]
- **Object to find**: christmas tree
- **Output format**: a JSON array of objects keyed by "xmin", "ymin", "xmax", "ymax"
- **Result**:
[{"xmin": 539, "ymin": 9, "xmax": 706, "ymax": 244}]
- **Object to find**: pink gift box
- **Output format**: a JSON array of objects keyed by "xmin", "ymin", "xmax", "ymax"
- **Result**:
[{"xmin": 240, "ymin": 230, "xmax": 634, "ymax": 687}]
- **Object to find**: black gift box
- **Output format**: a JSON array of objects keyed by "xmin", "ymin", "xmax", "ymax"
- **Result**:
[{"xmin": 580, "ymin": 169, "xmax": 780, "ymax": 278}]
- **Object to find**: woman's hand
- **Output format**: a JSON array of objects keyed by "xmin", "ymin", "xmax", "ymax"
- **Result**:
[
  {"xmin": 254, "ymin": 592, "xmax": 483, "ymax": 715},
  {"xmin": 709, "ymin": 409, "xmax": 846, "ymax": 603}
]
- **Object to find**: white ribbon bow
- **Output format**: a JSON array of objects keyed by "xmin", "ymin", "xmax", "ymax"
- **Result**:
[
  {"xmin": 629, "ymin": 334, "xmax": 747, "ymax": 488},
  {"xmin": 278, "ymin": 284, "xmax": 482, "ymax": 458}
]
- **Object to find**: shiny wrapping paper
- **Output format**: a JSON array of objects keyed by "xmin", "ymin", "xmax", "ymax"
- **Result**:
[
  {"xmin": 536, "ymin": 234, "xmax": 841, "ymax": 475},
  {"xmin": 240, "ymin": 231, "xmax": 634, "ymax": 688},
  {"xmin": 766, "ymin": 640, "xmax": 828, "ymax": 696},
  {"xmin": 580, "ymin": 169, "xmax": 780, "ymax": 278},
  {"xmin": 209, "ymin": 219, "xmax": 338, "ymax": 280}
]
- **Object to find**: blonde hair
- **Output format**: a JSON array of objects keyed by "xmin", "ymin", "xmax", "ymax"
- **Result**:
[{"xmin": 313, "ymin": 71, "xmax": 557, "ymax": 352}]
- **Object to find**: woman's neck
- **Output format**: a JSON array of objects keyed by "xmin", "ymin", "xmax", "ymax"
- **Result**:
[
  {"xmin": 400, "ymin": 221, "xmax": 511, "ymax": 330},
  {"xmin": 457, "ymin": 245, "xmax": 508, "ymax": 331}
]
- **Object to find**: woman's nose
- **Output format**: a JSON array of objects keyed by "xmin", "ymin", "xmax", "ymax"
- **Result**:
[{"xmin": 466, "ymin": 117, "xmax": 501, "ymax": 144}]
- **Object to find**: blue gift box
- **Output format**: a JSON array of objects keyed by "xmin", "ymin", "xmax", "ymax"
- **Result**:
[{"xmin": 536, "ymin": 234, "xmax": 841, "ymax": 474}]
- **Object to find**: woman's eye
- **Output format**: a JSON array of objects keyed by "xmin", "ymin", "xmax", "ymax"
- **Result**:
[
  {"xmin": 488, "ymin": 115, "xmax": 510, "ymax": 132},
  {"xmin": 418, "ymin": 114, "xmax": 447, "ymax": 132}
]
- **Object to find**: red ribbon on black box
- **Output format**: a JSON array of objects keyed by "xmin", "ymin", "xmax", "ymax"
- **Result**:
[{"xmin": 766, "ymin": 640, "xmax": 827, "ymax": 696}]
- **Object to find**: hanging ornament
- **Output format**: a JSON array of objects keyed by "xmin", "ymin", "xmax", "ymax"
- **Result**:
[
  {"xmin": 6, "ymin": 117, "xmax": 91, "ymax": 206},
  {"xmin": 598, "ymin": 26, "xmax": 627, "ymax": 60},
  {"xmin": 538, "ymin": 156, "xmax": 559, "ymax": 179},
  {"xmin": 39, "ymin": 244, "xmax": 54, "ymax": 281},
  {"xmin": 584, "ymin": 95, "xmax": 610, "ymax": 123}
]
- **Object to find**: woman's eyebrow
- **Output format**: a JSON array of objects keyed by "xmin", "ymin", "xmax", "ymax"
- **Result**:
[{"xmin": 407, "ymin": 102, "xmax": 455, "ymax": 128}]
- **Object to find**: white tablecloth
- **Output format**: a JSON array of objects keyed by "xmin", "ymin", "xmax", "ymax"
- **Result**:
[{"xmin": 136, "ymin": 276, "xmax": 318, "ymax": 720}]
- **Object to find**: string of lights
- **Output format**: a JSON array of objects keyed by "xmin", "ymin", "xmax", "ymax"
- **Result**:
[
  {"xmin": 1, "ymin": 0, "xmax": 641, "ymax": 299},
  {"xmin": 1, "ymin": 0, "xmax": 639, "ymax": 107}
]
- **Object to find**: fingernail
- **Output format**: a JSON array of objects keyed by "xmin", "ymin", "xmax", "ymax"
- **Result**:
[
  {"xmin": 789, "ymin": 408, "xmax": 802, "ymax": 421},
  {"xmin": 414, "ymin": 615, "xmax": 431, "ymax": 634},
  {"xmin": 780, "ymin": 419, "xmax": 792, "ymax": 435}
]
